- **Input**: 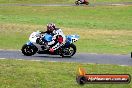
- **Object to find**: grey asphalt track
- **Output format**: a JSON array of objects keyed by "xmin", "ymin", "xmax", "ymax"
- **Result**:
[
  {"xmin": 0, "ymin": 2, "xmax": 132, "ymax": 7},
  {"xmin": 0, "ymin": 50, "xmax": 131, "ymax": 66}
]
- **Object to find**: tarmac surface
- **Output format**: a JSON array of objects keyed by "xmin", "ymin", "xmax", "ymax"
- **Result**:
[{"xmin": 0, "ymin": 50, "xmax": 131, "ymax": 66}]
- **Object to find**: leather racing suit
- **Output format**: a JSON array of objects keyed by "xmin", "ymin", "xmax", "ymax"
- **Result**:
[{"xmin": 47, "ymin": 28, "xmax": 66, "ymax": 52}]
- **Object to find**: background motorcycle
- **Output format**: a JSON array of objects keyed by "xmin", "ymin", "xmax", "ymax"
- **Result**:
[
  {"xmin": 75, "ymin": 0, "xmax": 89, "ymax": 5},
  {"xmin": 21, "ymin": 31, "xmax": 79, "ymax": 57}
]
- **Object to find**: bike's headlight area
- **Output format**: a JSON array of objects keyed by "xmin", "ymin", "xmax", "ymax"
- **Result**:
[{"xmin": 35, "ymin": 34, "xmax": 40, "ymax": 37}]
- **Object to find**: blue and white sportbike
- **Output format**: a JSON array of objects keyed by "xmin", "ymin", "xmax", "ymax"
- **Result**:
[{"xmin": 21, "ymin": 31, "xmax": 79, "ymax": 57}]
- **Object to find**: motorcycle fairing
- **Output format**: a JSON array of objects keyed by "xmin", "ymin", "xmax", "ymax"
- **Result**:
[
  {"xmin": 66, "ymin": 35, "xmax": 79, "ymax": 43},
  {"xmin": 26, "ymin": 41, "xmax": 33, "ymax": 46},
  {"xmin": 43, "ymin": 33, "xmax": 52, "ymax": 42}
]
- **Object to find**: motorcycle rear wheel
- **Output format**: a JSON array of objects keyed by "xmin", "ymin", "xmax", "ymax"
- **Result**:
[{"xmin": 21, "ymin": 44, "xmax": 37, "ymax": 56}]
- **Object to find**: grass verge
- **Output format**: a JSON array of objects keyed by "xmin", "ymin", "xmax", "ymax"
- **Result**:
[
  {"xmin": 0, "ymin": 6, "xmax": 131, "ymax": 30},
  {"xmin": 0, "ymin": 23, "xmax": 132, "ymax": 54},
  {"xmin": 0, "ymin": 59, "xmax": 132, "ymax": 88}
]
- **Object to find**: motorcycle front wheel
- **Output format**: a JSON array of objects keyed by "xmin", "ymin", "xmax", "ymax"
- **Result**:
[
  {"xmin": 60, "ymin": 43, "xmax": 76, "ymax": 57},
  {"xmin": 21, "ymin": 44, "xmax": 37, "ymax": 56}
]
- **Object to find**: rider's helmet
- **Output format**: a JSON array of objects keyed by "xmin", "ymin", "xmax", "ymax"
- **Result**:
[{"xmin": 47, "ymin": 23, "xmax": 56, "ymax": 33}]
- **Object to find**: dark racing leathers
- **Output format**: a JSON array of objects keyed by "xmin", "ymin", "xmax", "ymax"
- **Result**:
[{"xmin": 79, "ymin": 0, "xmax": 88, "ymax": 3}]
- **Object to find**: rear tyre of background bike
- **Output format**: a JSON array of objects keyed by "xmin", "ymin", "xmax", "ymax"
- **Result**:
[{"xmin": 75, "ymin": 1, "xmax": 79, "ymax": 5}]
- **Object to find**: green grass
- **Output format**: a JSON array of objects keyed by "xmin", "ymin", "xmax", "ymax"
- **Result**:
[
  {"xmin": 0, "ymin": 6, "xmax": 132, "ymax": 54},
  {"xmin": 0, "ymin": 59, "xmax": 132, "ymax": 88},
  {"xmin": 0, "ymin": 0, "xmax": 132, "ymax": 4},
  {"xmin": 0, "ymin": 6, "xmax": 132, "ymax": 30},
  {"xmin": 0, "ymin": 23, "xmax": 132, "ymax": 54}
]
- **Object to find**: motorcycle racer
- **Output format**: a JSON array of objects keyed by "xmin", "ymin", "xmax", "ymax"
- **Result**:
[
  {"xmin": 79, "ymin": 0, "xmax": 88, "ymax": 3},
  {"xmin": 75, "ymin": 0, "xmax": 89, "ymax": 5},
  {"xmin": 41, "ymin": 23, "xmax": 66, "ymax": 53}
]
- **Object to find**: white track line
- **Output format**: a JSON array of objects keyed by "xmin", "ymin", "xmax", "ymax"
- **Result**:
[
  {"xmin": 0, "ymin": 58, "xmax": 6, "ymax": 60},
  {"xmin": 111, "ymin": 4, "xmax": 125, "ymax": 6}
]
